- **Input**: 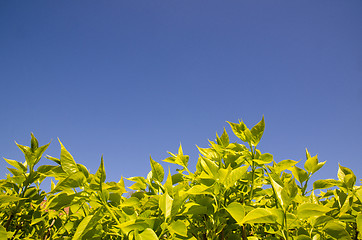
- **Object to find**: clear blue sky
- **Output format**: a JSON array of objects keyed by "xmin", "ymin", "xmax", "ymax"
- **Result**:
[{"xmin": 1, "ymin": 1, "xmax": 361, "ymax": 187}]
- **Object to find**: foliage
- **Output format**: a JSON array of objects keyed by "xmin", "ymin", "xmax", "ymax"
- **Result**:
[{"xmin": 1, "ymin": 118, "xmax": 362, "ymax": 240}]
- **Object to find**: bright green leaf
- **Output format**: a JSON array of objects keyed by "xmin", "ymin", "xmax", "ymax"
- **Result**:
[
  {"xmin": 226, "ymin": 202, "xmax": 245, "ymax": 224},
  {"xmin": 0, "ymin": 194, "xmax": 25, "ymax": 204},
  {"xmin": 150, "ymin": 157, "xmax": 164, "ymax": 183},
  {"xmin": 297, "ymin": 203, "xmax": 331, "ymax": 219},
  {"xmin": 292, "ymin": 166, "xmax": 309, "ymax": 184},
  {"xmin": 59, "ymin": 139, "xmax": 78, "ymax": 175},
  {"xmin": 186, "ymin": 185, "xmax": 210, "ymax": 195},
  {"xmin": 242, "ymin": 208, "xmax": 277, "ymax": 224},
  {"xmin": 170, "ymin": 220, "xmax": 188, "ymax": 237},
  {"xmin": 94, "ymin": 156, "xmax": 106, "ymax": 185},
  {"xmin": 313, "ymin": 179, "xmax": 341, "ymax": 189},
  {"xmin": 216, "ymin": 128, "xmax": 229, "ymax": 147},
  {"xmin": 51, "ymin": 171, "xmax": 86, "ymax": 193},
  {"xmin": 250, "ymin": 116, "xmax": 265, "ymax": 146},
  {"xmin": 159, "ymin": 192, "xmax": 173, "ymax": 220},
  {"xmin": 139, "ymin": 228, "xmax": 159, "ymax": 240},
  {"xmin": 73, "ymin": 211, "xmax": 102, "ymax": 240}
]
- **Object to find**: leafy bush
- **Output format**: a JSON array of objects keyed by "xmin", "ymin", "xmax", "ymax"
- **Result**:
[{"xmin": 1, "ymin": 117, "xmax": 361, "ymax": 240}]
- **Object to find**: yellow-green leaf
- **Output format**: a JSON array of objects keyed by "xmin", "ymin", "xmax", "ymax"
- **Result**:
[
  {"xmin": 225, "ymin": 202, "xmax": 245, "ymax": 224},
  {"xmin": 297, "ymin": 203, "xmax": 331, "ymax": 219},
  {"xmin": 250, "ymin": 116, "xmax": 265, "ymax": 146},
  {"xmin": 59, "ymin": 139, "xmax": 78, "ymax": 175},
  {"xmin": 242, "ymin": 208, "xmax": 276, "ymax": 224}
]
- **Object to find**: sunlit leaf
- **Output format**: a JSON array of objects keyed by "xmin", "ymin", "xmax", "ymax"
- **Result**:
[
  {"xmin": 170, "ymin": 220, "xmax": 188, "ymax": 237},
  {"xmin": 139, "ymin": 228, "xmax": 159, "ymax": 240},
  {"xmin": 242, "ymin": 208, "xmax": 277, "ymax": 224},
  {"xmin": 59, "ymin": 139, "xmax": 78, "ymax": 175},
  {"xmin": 250, "ymin": 116, "xmax": 265, "ymax": 146},
  {"xmin": 297, "ymin": 203, "xmax": 331, "ymax": 219},
  {"xmin": 150, "ymin": 157, "xmax": 164, "ymax": 183},
  {"xmin": 159, "ymin": 192, "xmax": 173, "ymax": 220},
  {"xmin": 225, "ymin": 202, "xmax": 245, "ymax": 224}
]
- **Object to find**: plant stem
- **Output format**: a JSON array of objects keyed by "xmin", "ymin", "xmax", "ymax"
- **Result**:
[{"xmin": 103, "ymin": 201, "xmax": 121, "ymax": 226}]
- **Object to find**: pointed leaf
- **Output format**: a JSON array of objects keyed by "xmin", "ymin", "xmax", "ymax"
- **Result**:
[
  {"xmin": 159, "ymin": 192, "xmax": 173, "ymax": 220},
  {"xmin": 150, "ymin": 157, "xmax": 164, "ymax": 182},
  {"xmin": 59, "ymin": 139, "xmax": 78, "ymax": 175},
  {"xmin": 313, "ymin": 179, "xmax": 341, "ymax": 189},
  {"xmin": 4, "ymin": 158, "xmax": 27, "ymax": 172},
  {"xmin": 292, "ymin": 166, "xmax": 308, "ymax": 184},
  {"xmin": 216, "ymin": 128, "xmax": 229, "ymax": 147},
  {"xmin": 95, "ymin": 156, "xmax": 106, "ymax": 184},
  {"xmin": 73, "ymin": 211, "xmax": 102, "ymax": 240},
  {"xmin": 305, "ymin": 155, "xmax": 318, "ymax": 173},
  {"xmin": 226, "ymin": 202, "xmax": 245, "ymax": 224},
  {"xmin": 297, "ymin": 203, "xmax": 331, "ymax": 219},
  {"xmin": 250, "ymin": 116, "xmax": 265, "ymax": 146},
  {"xmin": 242, "ymin": 208, "xmax": 277, "ymax": 224},
  {"xmin": 51, "ymin": 171, "xmax": 86, "ymax": 193},
  {"xmin": 0, "ymin": 194, "xmax": 26, "ymax": 204}
]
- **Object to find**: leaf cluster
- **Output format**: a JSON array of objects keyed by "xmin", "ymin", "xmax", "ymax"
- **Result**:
[{"xmin": 1, "ymin": 118, "xmax": 362, "ymax": 240}]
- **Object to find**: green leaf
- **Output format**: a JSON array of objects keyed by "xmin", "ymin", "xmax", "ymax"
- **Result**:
[
  {"xmin": 295, "ymin": 236, "xmax": 312, "ymax": 240},
  {"xmin": 48, "ymin": 193, "xmax": 75, "ymax": 211},
  {"xmin": 127, "ymin": 176, "xmax": 148, "ymax": 191},
  {"xmin": 16, "ymin": 142, "xmax": 34, "ymax": 167},
  {"xmin": 254, "ymin": 153, "xmax": 273, "ymax": 165},
  {"xmin": 227, "ymin": 120, "xmax": 252, "ymax": 143},
  {"xmin": 45, "ymin": 155, "xmax": 61, "ymax": 164},
  {"xmin": 225, "ymin": 202, "xmax": 245, "ymax": 224},
  {"xmin": 338, "ymin": 164, "xmax": 356, "ymax": 188},
  {"xmin": 216, "ymin": 128, "xmax": 229, "ymax": 147},
  {"xmin": 4, "ymin": 158, "xmax": 27, "ymax": 172},
  {"xmin": 355, "ymin": 187, "xmax": 362, "ymax": 204},
  {"xmin": 0, "ymin": 225, "xmax": 7, "ymax": 240},
  {"xmin": 0, "ymin": 194, "xmax": 25, "ymax": 204},
  {"xmin": 33, "ymin": 142, "xmax": 50, "ymax": 165},
  {"xmin": 356, "ymin": 214, "xmax": 362, "ymax": 239},
  {"xmin": 186, "ymin": 185, "xmax": 210, "ymax": 195},
  {"xmin": 250, "ymin": 116, "xmax": 265, "ymax": 146},
  {"xmin": 225, "ymin": 166, "xmax": 248, "ymax": 188},
  {"xmin": 292, "ymin": 166, "xmax": 309, "ymax": 184},
  {"xmin": 51, "ymin": 171, "xmax": 86, "ymax": 193},
  {"xmin": 95, "ymin": 156, "xmax": 106, "ymax": 185},
  {"xmin": 275, "ymin": 159, "xmax": 299, "ymax": 172},
  {"xmin": 313, "ymin": 179, "xmax": 341, "ymax": 189},
  {"xmin": 241, "ymin": 208, "xmax": 277, "ymax": 224},
  {"xmin": 159, "ymin": 192, "xmax": 173, "ymax": 220},
  {"xmin": 170, "ymin": 220, "xmax": 188, "ymax": 237},
  {"xmin": 117, "ymin": 220, "xmax": 149, "ymax": 235},
  {"xmin": 139, "ymin": 228, "xmax": 159, "ymax": 240},
  {"xmin": 30, "ymin": 132, "xmax": 39, "ymax": 150},
  {"xmin": 313, "ymin": 215, "xmax": 334, "ymax": 227},
  {"xmin": 297, "ymin": 203, "xmax": 331, "ymax": 219},
  {"xmin": 73, "ymin": 211, "xmax": 102, "ymax": 240},
  {"xmin": 59, "ymin": 139, "xmax": 79, "ymax": 175},
  {"xmin": 304, "ymin": 154, "xmax": 318, "ymax": 173},
  {"xmin": 164, "ymin": 169, "xmax": 173, "ymax": 195},
  {"xmin": 200, "ymin": 157, "xmax": 218, "ymax": 177},
  {"xmin": 150, "ymin": 157, "xmax": 164, "ymax": 183},
  {"xmin": 323, "ymin": 221, "xmax": 351, "ymax": 240}
]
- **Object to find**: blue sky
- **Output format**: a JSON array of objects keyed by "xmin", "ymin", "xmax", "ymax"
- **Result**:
[{"xmin": 1, "ymin": 1, "xmax": 361, "ymax": 188}]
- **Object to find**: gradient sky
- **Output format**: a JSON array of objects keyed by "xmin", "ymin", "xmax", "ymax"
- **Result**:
[{"xmin": 1, "ymin": 1, "xmax": 361, "ymax": 189}]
